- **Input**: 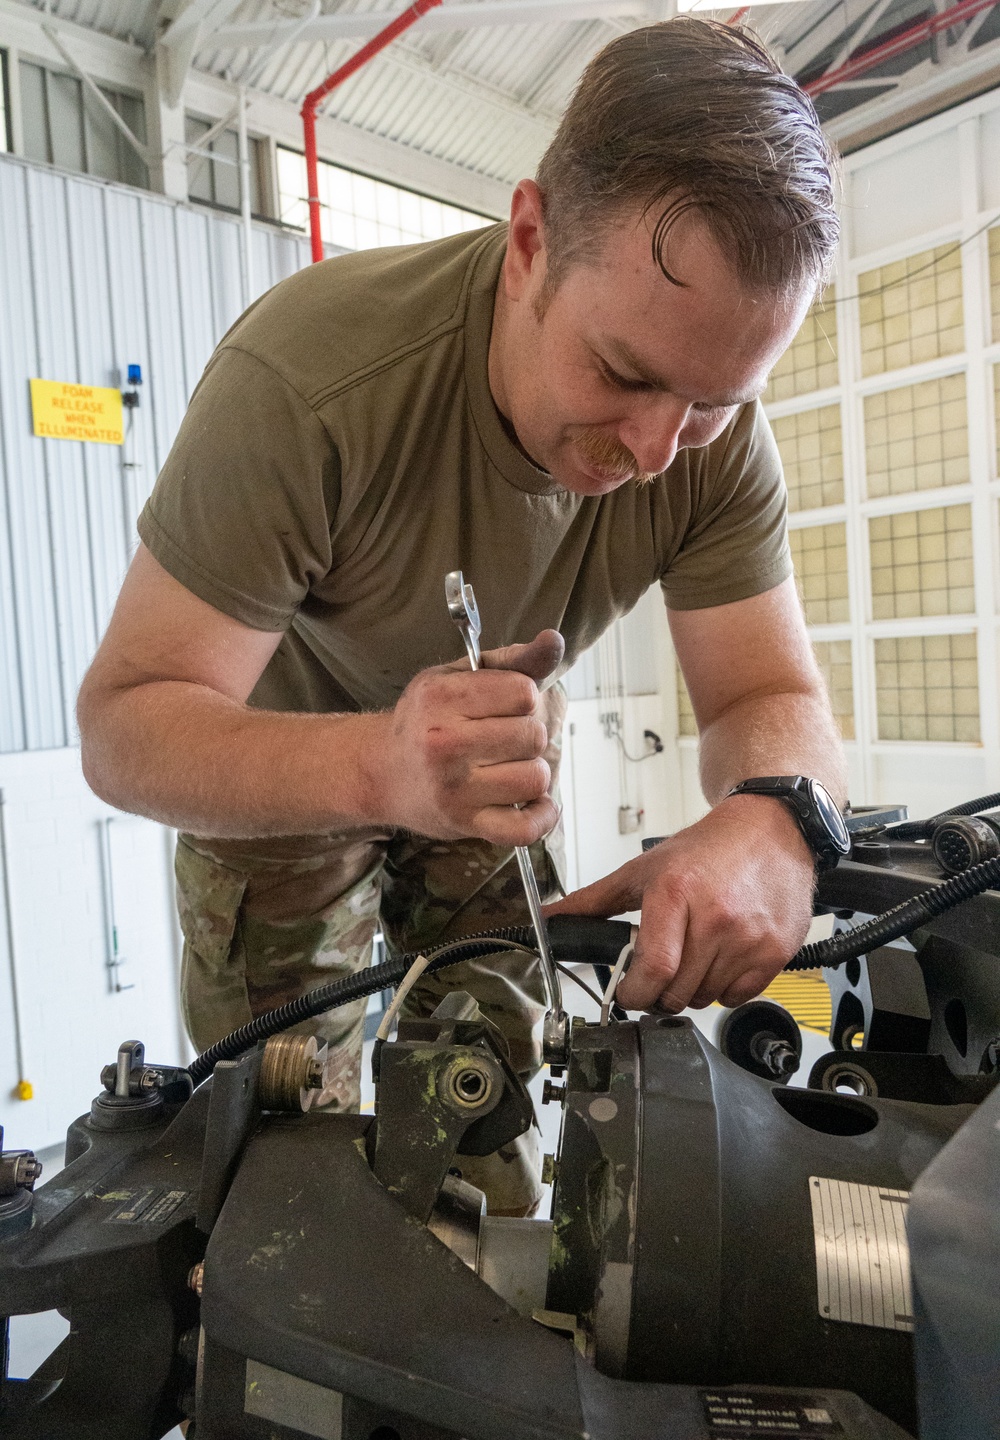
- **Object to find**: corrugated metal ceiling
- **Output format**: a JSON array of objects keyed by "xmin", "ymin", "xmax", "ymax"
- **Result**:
[{"xmin": 12, "ymin": 0, "xmax": 1000, "ymax": 189}]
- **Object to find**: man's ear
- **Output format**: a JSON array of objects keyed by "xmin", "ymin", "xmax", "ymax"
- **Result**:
[{"xmin": 504, "ymin": 179, "xmax": 548, "ymax": 302}]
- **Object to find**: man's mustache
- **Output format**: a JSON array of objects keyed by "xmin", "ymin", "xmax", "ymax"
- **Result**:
[{"xmin": 576, "ymin": 428, "xmax": 656, "ymax": 485}]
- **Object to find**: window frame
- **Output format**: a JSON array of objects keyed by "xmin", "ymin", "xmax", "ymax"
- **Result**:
[
  {"xmin": 184, "ymin": 112, "xmax": 272, "ymax": 221},
  {"xmin": 17, "ymin": 55, "xmax": 148, "ymax": 189},
  {"xmin": 274, "ymin": 143, "xmax": 494, "ymax": 249}
]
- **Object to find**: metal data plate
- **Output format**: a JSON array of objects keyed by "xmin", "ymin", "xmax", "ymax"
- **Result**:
[
  {"xmin": 809, "ymin": 1177, "xmax": 914, "ymax": 1333},
  {"xmin": 245, "ymin": 1359, "xmax": 343, "ymax": 1439}
]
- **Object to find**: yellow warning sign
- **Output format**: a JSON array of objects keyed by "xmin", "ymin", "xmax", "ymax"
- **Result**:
[{"xmin": 30, "ymin": 378, "xmax": 124, "ymax": 446}]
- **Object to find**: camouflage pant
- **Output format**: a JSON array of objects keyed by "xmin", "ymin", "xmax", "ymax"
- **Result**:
[{"xmin": 175, "ymin": 690, "xmax": 566, "ymax": 1216}]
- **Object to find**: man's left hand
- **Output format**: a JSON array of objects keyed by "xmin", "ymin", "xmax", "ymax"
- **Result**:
[{"xmin": 544, "ymin": 793, "xmax": 816, "ymax": 1012}]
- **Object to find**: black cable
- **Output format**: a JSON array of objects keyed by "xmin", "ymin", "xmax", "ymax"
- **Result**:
[
  {"xmin": 787, "ymin": 851, "xmax": 1000, "ymax": 970},
  {"xmin": 818, "ymin": 209, "xmax": 1000, "ymax": 307},
  {"xmin": 187, "ymin": 926, "xmax": 534, "ymax": 1086},
  {"xmin": 885, "ymin": 790, "xmax": 1000, "ymax": 841},
  {"xmin": 186, "ymin": 835, "xmax": 1000, "ymax": 1083}
]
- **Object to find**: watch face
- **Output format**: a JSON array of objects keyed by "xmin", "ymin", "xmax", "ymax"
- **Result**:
[{"xmin": 808, "ymin": 779, "xmax": 851, "ymax": 854}]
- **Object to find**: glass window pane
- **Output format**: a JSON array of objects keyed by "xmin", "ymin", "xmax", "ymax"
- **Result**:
[
  {"xmin": 0, "ymin": 51, "xmax": 11, "ymax": 153},
  {"xmin": 771, "ymin": 404, "xmax": 843, "ymax": 512},
  {"xmin": 20, "ymin": 61, "xmax": 50, "ymax": 165},
  {"xmin": 676, "ymin": 661, "xmax": 697, "ymax": 737},
  {"xmin": 864, "ymin": 374, "xmax": 969, "ymax": 498},
  {"xmin": 868, "ymin": 504, "xmax": 974, "ymax": 620},
  {"xmin": 764, "ymin": 288, "xmax": 838, "ymax": 402},
  {"xmin": 84, "ymin": 87, "xmax": 120, "ymax": 183},
  {"xmin": 859, "ymin": 246, "xmax": 964, "ymax": 377},
  {"xmin": 120, "ymin": 90, "xmax": 145, "ymax": 145},
  {"xmin": 875, "ymin": 633, "xmax": 979, "ymax": 742},
  {"xmin": 186, "ymin": 115, "xmax": 213, "ymax": 204},
  {"xmin": 250, "ymin": 136, "xmax": 267, "ymax": 216},
  {"xmin": 352, "ymin": 173, "xmax": 377, "ymax": 221},
  {"xmin": 276, "ymin": 146, "xmax": 307, "ymax": 230},
  {"xmin": 273, "ymin": 146, "xmax": 491, "ymax": 251},
  {"xmin": 788, "ymin": 522, "xmax": 850, "ymax": 625},
  {"xmin": 399, "ymin": 189, "xmax": 422, "ymax": 235},
  {"xmin": 212, "ymin": 128, "xmax": 240, "ymax": 212},
  {"xmin": 47, "ymin": 70, "xmax": 85, "ymax": 174},
  {"xmin": 812, "ymin": 639, "xmax": 855, "ymax": 740},
  {"xmin": 354, "ymin": 216, "xmax": 379, "ymax": 251},
  {"xmin": 375, "ymin": 180, "xmax": 399, "ymax": 229}
]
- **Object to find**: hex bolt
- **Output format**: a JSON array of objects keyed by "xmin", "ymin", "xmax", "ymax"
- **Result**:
[
  {"xmin": 761, "ymin": 1040, "xmax": 799, "ymax": 1078},
  {"xmin": 542, "ymin": 1080, "xmax": 567, "ymax": 1105},
  {"xmin": 14, "ymin": 1155, "xmax": 42, "ymax": 1188},
  {"xmin": 188, "ymin": 1262, "xmax": 205, "ymax": 1297}
]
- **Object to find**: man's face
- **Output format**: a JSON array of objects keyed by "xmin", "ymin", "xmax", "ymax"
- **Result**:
[{"xmin": 490, "ymin": 184, "xmax": 814, "ymax": 496}]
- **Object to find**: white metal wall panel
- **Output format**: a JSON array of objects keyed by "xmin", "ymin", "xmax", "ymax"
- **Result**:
[
  {"xmin": 0, "ymin": 152, "xmax": 313, "ymax": 755},
  {"xmin": 71, "ymin": 183, "xmax": 131, "ymax": 646},
  {"xmin": 174, "ymin": 205, "xmax": 219, "ymax": 396},
  {"xmin": 0, "ymin": 162, "xmax": 31, "ymax": 754},
  {"xmin": 104, "ymin": 186, "xmax": 162, "ymax": 539},
  {"xmin": 1, "ymin": 163, "xmax": 66, "ymax": 751},
  {"xmin": 210, "ymin": 216, "xmax": 245, "ymax": 340}
]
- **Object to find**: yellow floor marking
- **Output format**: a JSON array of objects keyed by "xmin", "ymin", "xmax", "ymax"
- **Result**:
[{"xmin": 762, "ymin": 970, "xmax": 832, "ymax": 1036}]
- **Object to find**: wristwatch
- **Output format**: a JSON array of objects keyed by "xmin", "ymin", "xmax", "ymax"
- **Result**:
[{"xmin": 726, "ymin": 776, "xmax": 851, "ymax": 869}]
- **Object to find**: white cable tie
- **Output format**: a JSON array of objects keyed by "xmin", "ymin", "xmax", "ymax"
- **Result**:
[
  {"xmin": 376, "ymin": 953, "xmax": 430, "ymax": 1043},
  {"xmin": 600, "ymin": 942, "xmax": 634, "ymax": 1026}
]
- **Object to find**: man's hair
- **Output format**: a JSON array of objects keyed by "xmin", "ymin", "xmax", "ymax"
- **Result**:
[{"xmin": 535, "ymin": 18, "xmax": 839, "ymax": 295}]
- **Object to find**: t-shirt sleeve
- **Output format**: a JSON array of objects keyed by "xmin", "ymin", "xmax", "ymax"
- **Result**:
[
  {"xmin": 660, "ymin": 401, "xmax": 792, "ymax": 612},
  {"xmin": 138, "ymin": 345, "xmax": 338, "ymax": 632}
]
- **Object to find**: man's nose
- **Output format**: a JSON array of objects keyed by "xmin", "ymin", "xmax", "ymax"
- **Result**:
[{"xmin": 619, "ymin": 400, "xmax": 690, "ymax": 476}]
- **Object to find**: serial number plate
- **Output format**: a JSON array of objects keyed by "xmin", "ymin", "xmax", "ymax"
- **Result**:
[{"xmin": 700, "ymin": 1390, "xmax": 842, "ymax": 1437}]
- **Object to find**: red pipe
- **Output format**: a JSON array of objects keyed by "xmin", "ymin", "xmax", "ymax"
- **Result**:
[
  {"xmin": 301, "ymin": 0, "xmax": 444, "ymax": 262},
  {"xmin": 805, "ymin": 0, "xmax": 1000, "ymax": 97}
]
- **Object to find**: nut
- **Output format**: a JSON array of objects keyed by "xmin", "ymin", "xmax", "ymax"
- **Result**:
[{"xmin": 443, "ymin": 1058, "xmax": 494, "ymax": 1110}]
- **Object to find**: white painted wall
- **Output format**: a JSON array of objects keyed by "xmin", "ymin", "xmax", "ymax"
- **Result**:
[{"xmin": 0, "ymin": 749, "xmax": 186, "ymax": 1152}]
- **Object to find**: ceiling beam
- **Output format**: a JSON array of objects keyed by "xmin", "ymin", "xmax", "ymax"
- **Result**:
[
  {"xmin": 158, "ymin": 0, "xmax": 250, "ymax": 104},
  {"xmin": 780, "ymin": 0, "xmax": 874, "ymax": 79},
  {"xmin": 210, "ymin": 0, "xmax": 653, "ymax": 49},
  {"xmin": 824, "ymin": 27, "xmax": 1000, "ymax": 147}
]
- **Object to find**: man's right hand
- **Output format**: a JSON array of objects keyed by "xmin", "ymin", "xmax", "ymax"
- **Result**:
[
  {"xmin": 78, "ymin": 544, "xmax": 565, "ymax": 843},
  {"xmin": 375, "ymin": 630, "xmax": 565, "ymax": 846}
]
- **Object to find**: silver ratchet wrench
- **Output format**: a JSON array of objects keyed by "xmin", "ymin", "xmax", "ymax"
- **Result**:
[{"xmin": 444, "ymin": 570, "xmax": 569, "ymax": 1063}]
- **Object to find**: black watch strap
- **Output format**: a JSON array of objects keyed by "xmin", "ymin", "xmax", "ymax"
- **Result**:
[{"xmin": 727, "ymin": 776, "xmax": 851, "ymax": 868}]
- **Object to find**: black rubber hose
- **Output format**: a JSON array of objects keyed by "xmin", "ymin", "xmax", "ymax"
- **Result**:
[
  {"xmin": 187, "ymin": 916, "xmax": 633, "ymax": 1086},
  {"xmin": 187, "ymin": 928, "xmax": 534, "ymax": 1086},
  {"xmin": 886, "ymin": 790, "xmax": 1000, "ymax": 841},
  {"xmin": 787, "ymin": 851, "xmax": 1000, "ymax": 970}
]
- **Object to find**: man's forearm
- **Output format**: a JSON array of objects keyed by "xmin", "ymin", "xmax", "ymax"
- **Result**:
[
  {"xmin": 698, "ymin": 687, "xmax": 848, "ymax": 807},
  {"xmin": 80, "ymin": 680, "xmax": 391, "ymax": 839}
]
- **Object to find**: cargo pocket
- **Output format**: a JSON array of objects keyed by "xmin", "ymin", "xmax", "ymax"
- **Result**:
[{"xmin": 175, "ymin": 838, "xmax": 250, "ymax": 1053}]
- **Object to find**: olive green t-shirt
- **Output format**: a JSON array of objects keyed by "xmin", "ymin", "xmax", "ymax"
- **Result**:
[{"xmin": 138, "ymin": 223, "xmax": 791, "ymax": 717}]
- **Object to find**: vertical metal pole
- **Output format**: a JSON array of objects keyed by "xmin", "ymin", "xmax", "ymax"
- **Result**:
[
  {"xmin": 303, "ymin": 102, "xmax": 323, "ymax": 264},
  {"xmin": 0, "ymin": 791, "xmax": 30, "ymax": 1098},
  {"xmin": 237, "ymin": 85, "xmax": 254, "ymax": 306},
  {"xmin": 99, "ymin": 817, "xmax": 133, "ymax": 994}
]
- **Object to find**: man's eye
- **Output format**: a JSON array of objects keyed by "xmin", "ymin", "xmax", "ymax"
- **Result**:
[{"xmin": 600, "ymin": 363, "xmax": 651, "ymax": 393}]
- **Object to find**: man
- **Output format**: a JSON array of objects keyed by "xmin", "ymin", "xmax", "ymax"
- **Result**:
[{"xmin": 77, "ymin": 18, "xmax": 847, "ymax": 1214}]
